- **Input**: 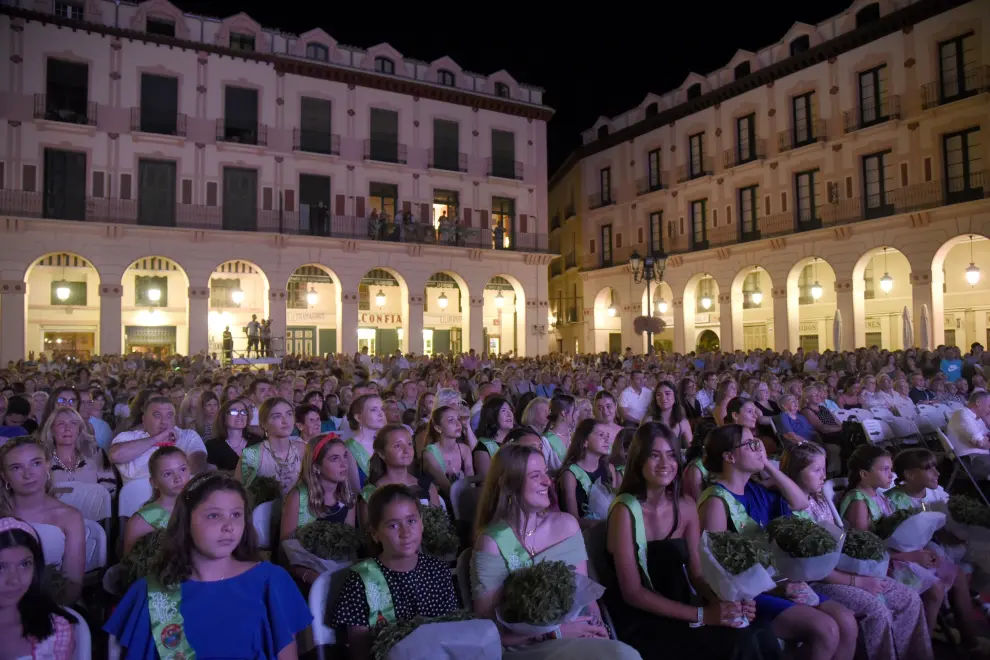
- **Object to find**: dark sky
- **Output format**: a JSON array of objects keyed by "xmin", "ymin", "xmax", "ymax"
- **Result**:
[{"xmin": 175, "ymin": 2, "xmax": 853, "ymax": 174}]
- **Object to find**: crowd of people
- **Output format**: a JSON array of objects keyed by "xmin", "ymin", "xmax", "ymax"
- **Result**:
[{"xmin": 1, "ymin": 342, "xmax": 990, "ymax": 659}]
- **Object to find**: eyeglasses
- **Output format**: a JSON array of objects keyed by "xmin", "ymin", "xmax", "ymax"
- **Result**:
[
  {"xmin": 733, "ymin": 439, "xmax": 763, "ymax": 453},
  {"xmin": 56, "ymin": 397, "xmax": 78, "ymax": 406},
  {"xmin": 227, "ymin": 409, "xmax": 249, "ymax": 417}
]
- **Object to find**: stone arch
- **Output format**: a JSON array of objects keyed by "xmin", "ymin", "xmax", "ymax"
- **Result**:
[
  {"xmin": 284, "ymin": 263, "xmax": 342, "ymax": 356},
  {"xmin": 852, "ymin": 246, "xmax": 913, "ymax": 350},
  {"xmin": 731, "ymin": 265, "xmax": 774, "ymax": 352},
  {"xmin": 208, "ymin": 259, "xmax": 271, "ymax": 357},
  {"xmin": 592, "ymin": 286, "xmax": 622, "ymax": 354},
  {"xmin": 24, "ymin": 252, "xmax": 103, "ymax": 359},
  {"xmin": 483, "ymin": 273, "xmax": 526, "ymax": 356},
  {"xmin": 786, "ymin": 256, "xmax": 837, "ymax": 352},
  {"xmin": 682, "ymin": 272, "xmax": 719, "ymax": 353},
  {"xmin": 425, "ymin": 270, "xmax": 471, "ymax": 356},
  {"xmin": 357, "ymin": 267, "xmax": 411, "ymax": 355},
  {"xmin": 121, "ymin": 255, "xmax": 191, "ymax": 356},
  {"xmin": 932, "ymin": 234, "xmax": 990, "ymax": 350}
]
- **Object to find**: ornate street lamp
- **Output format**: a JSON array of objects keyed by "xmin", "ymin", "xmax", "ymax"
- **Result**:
[
  {"xmin": 306, "ymin": 288, "xmax": 318, "ymax": 306},
  {"xmin": 437, "ymin": 291, "xmax": 449, "ymax": 309},
  {"xmin": 375, "ymin": 289, "xmax": 387, "ymax": 307},
  {"xmin": 629, "ymin": 249, "xmax": 667, "ymax": 354},
  {"xmin": 231, "ymin": 289, "xmax": 245, "ymax": 305}
]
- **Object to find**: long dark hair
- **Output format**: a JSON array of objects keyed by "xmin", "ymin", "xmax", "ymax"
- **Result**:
[
  {"xmin": 368, "ymin": 424, "xmax": 409, "ymax": 484},
  {"xmin": 0, "ymin": 525, "xmax": 77, "ymax": 640},
  {"xmin": 847, "ymin": 445, "xmax": 890, "ymax": 489},
  {"xmin": 153, "ymin": 472, "xmax": 259, "ymax": 587},
  {"xmin": 561, "ymin": 418, "xmax": 612, "ymax": 489},
  {"xmin": 477, "ymin": 396, "xmax": 511, "ymax": 440},
  {"xmin": 649, "ymin": 380, "xmax": 686, "ymax": 428},
  {"xmin": 617, "ymin": 422, "xmax": 682, "ymax": 538}
]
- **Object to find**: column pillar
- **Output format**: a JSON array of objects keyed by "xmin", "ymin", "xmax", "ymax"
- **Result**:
[
  {"xmin": 672, "ymin": 299, "xmax": 686, "ymax": 353},
  {"xmin": 340, "ymin": 291, "xmax": 359, "ymax": 356},
  {"xmin": 98, "ymin": 284, "xmax": 123, "ymax": 356},
  {"xmin": 620, "ymin": 305, "xmax": 639, "ymax": 355},
  {"xmin": 718, "ymin": 293, "xmax": 734, "ymax": 353},
  {"xmin": 268, "ymin": 288, "xmax": 287, "ymax": 356},
  {"xmin": 771, "ymin": 287, "xmax": 790, "ymax": 352},
  {"xmin": 469, "ymin": 298, "xmax": 485, "ymax": 355},
  {"xmin": 0, "ymin": 280, "xmax": 26, "ymax": 364},
  {"xmin": 911, "ymin": 270, "xmax": 935, "ymax": 349},
  {"xmin": 187, "ymin": 286, "xmax": 210, "ymax": 356},
  {"xmin": 407, "ymin": 295, "xmax": 424, "ymax": 356},
  {"xmin": 835, "ymin": 280, "xmax": 856, "ymax": 351}
]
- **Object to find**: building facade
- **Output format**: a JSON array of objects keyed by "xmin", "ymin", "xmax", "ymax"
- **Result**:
[
  {"xmin": 0, "ymin": 0, "xmax": 554, "ymax": 364},
  {"xmin": 547, "ymin": 0, "xmax": 990, "ymax": 355}
]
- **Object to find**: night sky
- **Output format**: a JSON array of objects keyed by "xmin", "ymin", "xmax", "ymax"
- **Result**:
[{"xmin": 174, "ymin": 1, "xmax": 854, "ymax": 173}]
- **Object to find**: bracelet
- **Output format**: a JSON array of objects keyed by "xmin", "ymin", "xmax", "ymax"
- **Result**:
[{"xmin": 698, "ymin": 606, "xmax": 704, "ymax": 625}]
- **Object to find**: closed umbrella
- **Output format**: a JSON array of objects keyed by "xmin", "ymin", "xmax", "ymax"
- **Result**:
[
  {"xmin": 832, "ymin": 309, "xmax": 842, "ymax": 352},
  {"xmin": 920, "ymin": 304, "xmax": 931, "ymax": 350},
  {"xmin": 902, "ymin": 305, "xmax": 913, "ymax": 349}
]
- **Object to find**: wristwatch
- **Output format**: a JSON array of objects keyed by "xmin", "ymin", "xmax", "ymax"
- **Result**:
[{"xmin": 689, "ymin": 606, "xmax": 705, "ymax": 628}]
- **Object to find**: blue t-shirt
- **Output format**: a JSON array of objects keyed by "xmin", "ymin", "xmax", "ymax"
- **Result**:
[
  {"xmin": 726, "ymin": 481, "xmax": 792, "ymax": 528},
  {"xmin": 104, "ymin": 562, "xmax": 311, "ymax": 659},
  {"xmin": 940, "ymin": 358, "xmax": 963, "ymax": 382},
  {"xmin": 779, "ymin": 412, "xmax": 816, "ymax": 442}
]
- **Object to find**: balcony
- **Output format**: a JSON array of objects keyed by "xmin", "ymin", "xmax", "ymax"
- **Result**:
[
  {"xmin": 130, "ymin": 107, "xmax": 186, "ymax": 137},
  {"xmin": 587, "ymin": 191, "xmax": 615, "ymax": 210},
  {"xmin": 564, "ymin": 203, "xmax": 576, "ymax": 219},
  {"xmin": 778, "ymin": 119, "xmax": 826, "ymax": 152},
  {"xmin": 842, "ymin": 96, "xmax": 901, "ymax": 134},
  {"xmin": 217, "ymin": 120, "xmax": 267, "ymax": 146},
  {"xmin": 922, "ymin": 65, "xmax": 990, "ymax": 110},
  {"xmin": 428, "ymin": 148, "xmax": 467, "ymax": 172},
  {"xmin": 33, "ymin": 94, "xmax": 97, "ymax": 126},
  {"xmin": 565, "ymin": 251, "xmax": 577, "ymax": 269},
  {"xmin": 723, "ymin": 139, "xmax": 767, "ymax": 169},
  {"xmin": 676, "ymin": 158, "xmax": 714, "ymax": 183},
  {"xmin": 293, "ymin": 129, "xmax": 340, "ymax": 155},
  {"xmin": 364, "ymin": 139, "xmax": 408, "ymax": 164},
  {"xmin": 0, "ymin": 189, "xmax": 551, "ymax": 253},
  {"xmin": 636, "ymin": 172, "xmax": 668, "ymax": 195},
  {"xmin": 487, "ymin": 158, "xmax": 524, "ymax": 180}
]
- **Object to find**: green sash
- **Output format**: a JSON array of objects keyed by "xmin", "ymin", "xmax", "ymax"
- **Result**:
[
  {"xmin": 147, "ymin": 577, "xmax": 196, "ymax": 660},
  {"xmin": 608, "ymin": 494, "xmax": 654, "ymax": 590},
  {"xmin": 484, "ymin": 521, "xmax": 533, "ymax": 572},
  {"xmin": 690, "ymin": 457, "xmax": 711, "ymax": 485},
  {"xmin": 424, "ymin": 444, "xmax": 448, "ymax": 474},
  {"xmin": 616, "ymin": 465, "xmax": 625, "ymax": 479},
  {"xmin": 359, "ymin": 483, "xmax": 378, "ymax": 503},
  {"xmin": 698, "ymin": 484, "xmax": 762, "ymax": 533},
  {"xmin": 543, "ymin": 432, "xmax": 568, "ymax": 463},
  {"xmin": 345, "ymin": 439, "xmax": 371, "ymax": 478},
  {"xmin": 240, "ymin": 444, "xmax": 262, "ymax": 485},
  {"xmin": 478, "ymin": 439, "xmax": 500, "ymax": 457},
  {"xmin": 137, "ymin": 502, "xmax": 171, "ymax": 530},
  {"xmin": 567, "ymin": 464, "xmax": 593, "ymax": 496},
  {"xmin": 838, "ymin": 489, "xmax": 883, "ymax": 523},
  {"xmin": 885, "ymin": 489, "xmax": 916, "ymax": 513},
  {"xmin": 296, "ymin": 484, "xmax": 317, "ymax": 527},
  {"xmin": 351, "ymin": 559, "xmax": 397, "ymax": 628}
]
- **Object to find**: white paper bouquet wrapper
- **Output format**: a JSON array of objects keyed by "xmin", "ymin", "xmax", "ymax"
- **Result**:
[
  {"xmin": 495, "ymin": 572, "xmax": 605, "ymax": 636},
  {"xmin": 585, "ymin": 480, "xmax": 615, "ymax": 521},
  {"xmin": 699, "ymin": 531, "xmax": 777, "ymax": 627},
  {"xmin": 769, "ymin": 522, "xmax": 844, "ymax": 583},
  {"xmin": 836, "ymin": 552, "xmax": 890, "ymax": 578},
  {"xmin": 280, "ymin": 538, "xmax": 354, "ymax": 575},
  {"xmin": 384, "ymin": 620, "xmax": 502, "ymax": 660},
  {"xmin": 884, "ymin": 511, "xmax": 946, "ymax": 552}
]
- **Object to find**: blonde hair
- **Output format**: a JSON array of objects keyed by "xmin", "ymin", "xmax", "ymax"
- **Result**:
[
  {"xmin": 520, "ymin": 397, "xmax": 550, "ymax": 430},
  {"xmin": 297, "ymin": 434, "xmax": 354, "ymax": 517},
  {"xmin": 39, "ymin": 407, "xmax": 98, "ymax": 462},
  {"xmin": 0, "ymin": 437, "xmax": 53, "ymax": 516},
  {"xmin": 474, "ymin": 443, "xmax": 545, "ymax": 538}
]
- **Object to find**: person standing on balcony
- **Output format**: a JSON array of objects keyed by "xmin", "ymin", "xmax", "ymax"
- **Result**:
[
  {"xmin": 222, "ymin": 327, "xmax": 233, "ymax": 364},
  {"xmin": 245, "ymin": 315, "xmax": 260, "ymax": 358},
  {"xmin": 261, "ymin": 319, "xmax": 272, "ymax": 358}
]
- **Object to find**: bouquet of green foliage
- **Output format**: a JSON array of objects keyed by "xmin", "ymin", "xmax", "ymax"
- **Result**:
[
  {"xmin": 495, "ymin": 560, "xmax": 605, "ymax": 636},
  {"xmin": 876, "ymin": 507, "xmax": 945, "ymax": 552},
  {"xmin": 420, "ymin": 505, "xmax": 459, "ymax": 558},
  {"xmin": 836, "ymin": 529, "xmax": 889, "ymax": 577},
  {"xmin": 945, "ymin": 495, "xmax": 990, "ymax": 577},
  {"xmin": 121, "ymin": 529, "xmax": 168, "ymax": 590},
  {"xmin": 948, "ymin": 495, "xmax": 990, "ymax": 528},
  {"xmin": 766, "ymin": 517, "xmax": 842, "ymax": 582},
  {"xmin": 282, "ymin": 520, "xmax": 363, "ymax": 576},
  {"xmin": 246, "ymin": 476, "xmax": 280, "ymax": 506},
  {"xmin": 699, "ymin": 531, "xmax": 776, "ymax": 626},
  {"xmin": 371, "ymin": 610, "xmax": 500, "ymax": 660}
]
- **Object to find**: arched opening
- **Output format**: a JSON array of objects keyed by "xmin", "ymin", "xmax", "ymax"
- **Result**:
[
  {"xmin": 122, "ymin": 256, "xmax": 190, "ymax": 357},
  {"xmin": 854, "ymin": 246, "xmax": 912, "ymax": 349},
  {"xmin": 24, "ymin": 252, "xmax": 101, "ymax": 359},
  {"xmin": 697, "ymin": 329, "xmax": 720, "ymax": 352},
  {"xmin": 285, "ymin": 264, "xmax": 340, "ymax": 357},
  {"xmin": 357, "ymin": 268, "xmax": 409, "ymax": 356},
  {"xmin": 208, "ymin": 260, "xmax": 270, "ymax": 359},
  {"xmin": 593, "ymin": 286, "xmax": 622, "ymax": 354},
  {"xmin": 425, "ymin": 272, "xmax": 468, "ymax": 356},
  {"xmin": 683, "ymin": 274, "xmax": 719, "ymax": 354},
  {"xmin": 786, "ymin": 257, "xmax": 836, "ymax": 352},
  {"xmin": 933, "ymin": 234, "xmax": 990, "ymax": 349},
  {"xmin": 640, "ymin": 282, "xmax": 674, "ymax": 353},
  {"xmin": 483, "ymin": 275, "xmax": 524, "ymax": 356},
  {"xmin": 732, "ymin": 266, "xmax": 773, "ymax": 351}
]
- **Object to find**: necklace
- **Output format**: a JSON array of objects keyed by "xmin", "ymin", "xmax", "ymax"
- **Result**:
[
  {"xmin": 52, "ymin": 451, "xmax": 82, "ymax": 473},
  {"xmin": 265, "ymin": 439, "xmax": 291, "ymax": 467}
]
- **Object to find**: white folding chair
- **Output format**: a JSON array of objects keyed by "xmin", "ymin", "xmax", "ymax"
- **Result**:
[
  {"xmin": 117, "ymin": 479, "xmax": 154, "ymax": 519},
  {"xmin": 65, "ymin": 607, "xmax": 91, "ymax": 660},
  {"xmin": 822, "ymin": 478, "xmax": 847, "ymax": 527},
  {"xmin": 253, "ymin": 501, "xmax": 274, "ymax": 550},
  {"xmin": 308, "ymin": 564, "xmax": 354, "ymax": 659},
  {"xmin": 83, "ymin": 518, "xmax": 108, "ymax": 573},
  {"xmin": 450, "ymin": 476, "xmax": 483, "ymax": 523},
  {"xmin": 872, "ymin": 408, "xmax": 921, "ymax": 447},
  {"xmin": 455, "ymin": 548, "xmax": 473, "ymax": 610},
  {"xmin": 936, "ymin": 429, "xmax": 990, "ymax": 507},
  {"xmin": 845, "ymin": 408, "xmax": 874, "ymax": 420},
  {"xmin": 860, "ymin": 418, "xmax": 891, "ymax": 446},
  {"xmin": 831, "ymin": 409, "xmax": 854, "ymax": 423},
  {"xmin": 58, "ymin": 483, "xmax": 112, "ymax": 522}
]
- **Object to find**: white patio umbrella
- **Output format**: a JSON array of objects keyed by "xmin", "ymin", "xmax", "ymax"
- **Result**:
[
  {"xmin": 902, "ymin": 305, "xmax": 913, "ymax": 348},
  {"xmin": 832, "ymin": 309, "xmax": 842, "ymax": 352},
  {"xmin": 920, "ymin": 304, "xmax": 931, "ymax": 350}
]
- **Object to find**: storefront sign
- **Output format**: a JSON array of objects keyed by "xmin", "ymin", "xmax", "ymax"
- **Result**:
[
  {"xmin": 288, "ymin": 311, "xmax": 329, "ymax": 323},
  {"xmin": 865, "ymin": 318, "xmax": 882, "ymax": 330},
  {"xmin": 360, "ymin": 313, "xmax": 403, "ymax": 325},
  {"xmin": 799, "ymin": 322, "xmax": 817, "ymax": 333}
]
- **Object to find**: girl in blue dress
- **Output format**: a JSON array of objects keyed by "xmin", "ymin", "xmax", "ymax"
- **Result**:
[{"xmin": 105, "ymin": 471, "xmax": 312, "ymax": 659}]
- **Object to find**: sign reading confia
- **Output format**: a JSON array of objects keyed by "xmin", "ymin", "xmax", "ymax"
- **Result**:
[{"xmin": 360, "ymin": 313, "xmax": 403, "ymax": 324}]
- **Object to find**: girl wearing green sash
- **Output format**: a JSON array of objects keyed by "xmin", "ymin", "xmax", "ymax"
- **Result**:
[
  {"xmin": 123, "ymin": 446, "xmax": 190, "ymax": 555},
  {"xmin": 357, "ymin": 424, "xmax": 441, "ymax": 529},
  {"xmin": 422, "ymin": 406, "xmax": 473, "ymax": 499},
  {"xmin": 643, "ymin": 381, "xmax": 694, "ymax": 452},
  {"xmin": 343, "ymin": 394, "xmax": 387, "ymax": 494},
  {"xmin": 541, "ymin": 395, "xmax": 576, "ymax": 473},
  {"xmin": 602, "ymin": 422, "xmax": 782, "ymax": 660},
  {"xmin": 608, "ymin": 427, "xmax": 636, "ymax": 485},
  {"xmin": 234, "ymin": 397, "xmax": 306, "ymax": 497},
  {"xmin": 105, "ymin": 472, "xmax": 312, "ymax": 659},
  {"xmin": 699, "ymin": 425, "xmax": 859, "ymax": 660},
  {"xmin": 331, "ymin": 484, "xmax": 462, "ymax": 660},
  {"xmin": 471, "ymin": 443, "xmax": 640, "ymax": 659},
  {"xmin": 280, "ymin": 434, "xmax": 354, "ymax": 550},
  {"xmin": 593, "ymin": 390, "xmax": 624, "ymax": 450},
  {"xmin": 473, "ymin": 396, "xmax": 515, "ymax": 478},
  {"xmin": 558, "ymin": 418, "xmax": 617, "ymax": 528}
]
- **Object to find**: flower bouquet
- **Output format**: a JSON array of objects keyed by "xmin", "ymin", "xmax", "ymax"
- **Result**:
[
  {"xmin": 110, "ymin": 529, "xmax": 168, "ymax": 594},
  {"xmin": 836, "ymin": 529, "xmax": 890, "ymax": 578},
  {"xmin": 699, "ymin": 531, "xmax": 776, "ymax": 628},
  {"xmin": 585, "ymin": 478, "xmax": 615, "ymax": 521},
  {"xmin": 495, "ymin": 560, "xmax": 605, "ymax": 636},
  {"xmin": 420, "ymin": 505, "xmax": 459, "ymax": 560},
  {"xmin": 767, "ymin": 517, "xmax": 843, "ymax": 583},
  {"xmin": 246, "ymin": 475, "xmax": 280, "ymax": 506},
  {"xmin": 947, "ymin": 495, "xmax": 990, "ymax": 577},
  {"xmin": 372, "ymin": 610, "xmax": 501, "ymax": 660},
  {"xmin": 281, "ymin": 520, "xmax": 363, "ymax": 575},
  {"xmin": 875, "ymin": 507, "xmax": 945, "ymax": 552},
  {"xmin": 247, "ymin": 476, "xmax": 281, "ymax": 550}
]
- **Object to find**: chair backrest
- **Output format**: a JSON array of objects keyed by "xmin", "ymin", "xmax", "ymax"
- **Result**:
[
  {"xmin": 456, "ymin": 548, "xmax": 473, "ymax": 611},
  {"xmin": 869, "ymin": 408, "xmax": 894, "ymax": 420},
  {"xmin": 823, "ymin": 478, "xmax": 848, "ymax": 526},
  {"xmin": 860, "ymin": 418, "xmax": 889, "ymax": 445},
  {"xmin": 253, "ymin": 501, "xmax": 274, "ymax": 550},
  {"xmin": 450, "ymin": 476, "xmax": 483, "ymax": 523},
  {"xmin": 582, "ymin": 522, "xmax": 609, "ymax": 585},
  {"xmin": 936, "ymin": 429, "xmax": 957, "ymax": 459},
  {"xmin": 65, "ymin": 607, "xmax": 91, "ymax": 660},
  {"xmin": 831, "ymin": 409, "xmax": 852, "ymax": 422},
  {"xmin": 846, "ymin": 408, "xmax": 874, "ymax": 419},
  {"xmin": 58, "ymin": 483, "xmax": 112, "ymax": 522},
  {"xmin": 118, "ymin": 479, "xmax": 154, "ymax": 518},
  {"xmin": 83, "ymin": 518, "xmax": 108, "ymax": 573},
  {"xmin": 309, "ymin": 571, "xmax": 336, "ymax": 647}
]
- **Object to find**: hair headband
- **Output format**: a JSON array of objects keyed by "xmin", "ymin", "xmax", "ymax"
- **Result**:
[
  {"xmin": 0, "ymin": 517, "xmax": 40, "ymax": 540},
  {"xmin": 312, "ymin": 432, "xmax": 341, "ymax": 458}
]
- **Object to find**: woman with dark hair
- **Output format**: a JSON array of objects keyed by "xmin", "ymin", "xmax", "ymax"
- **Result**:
[
  {"xmin": 38, "ymin": 386, "xmax": 79, "ymax": 430},
  {"xmin": 602, "ymin": 423, "xmax": 780, "ymax": 659},
  {"xmin": 0, "ymin": 518, "xmax": 78, "ymax": 659},
  {"xmin": 205, "ymin": 398, "xmax": 256, "ymax": 472},
  {"xmin": 105, "ymin": 472, "xmax": 311, "ymax": 659},
  {"xmin": 645, "ymin": 381, "xmax": 693, "ymax": 449},
  {"xmin": 473, "ymin": 396, "xmax": 515, "ymax": 478},
  {"xmin": 557, "ymin": 418, "xmax": 617, "ymax": 527}
]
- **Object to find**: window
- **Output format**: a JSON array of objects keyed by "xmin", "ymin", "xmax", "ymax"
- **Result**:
[
  {"xmin": 795, "ymin": 169, "xmax": 820, "ymax": 225},
  {"xmin": 645, "ymin": 102, "xmax": 659, "ymax": 117},
  {"xmin": 688, "ymin": 132, "xmax": 705, "ymax": 178},
  {"xmin": 647, "ymin": 148, "xmax": 662, "ymax": 190},
  {"xmin": 43, "ymin": 58, "xmax": 90, "ymax": 125},
  {"xmin": 432, "ymin": 189, "xmax": 459, "ymax": 227},
  {"xmin": 437, "ymin": 69, "xmax": 455, "ymax": 86},
  {"xmin": 863, "ymin": 151, "xmax": 893, "ymax": 218},
  {"xmin": 491, "ymin": 129, "xmax": 517, "ymax": 178},
  {"xmin": 797, "ymin": 265, "xmax": 817, "ymax": 305},
  {"xmin": 223, "ymin": 86, "xmax": 260, "ymax": 144},
  {"xmin": 792, "ymin": 92, "xmax": 814, "ymax": 145},
  {"xmin": 369, "ymin": 108, "xmax": 400, "ymax": 163},
  {"xmin": 690, "ymin": 199, "xmax": 707, "ymax": 248},
  {"xmin": 648, "ymin": 211, "xmax": 663, "ymax": 254},
  {"xmin": 856, "ymin": 3, "xmax": 881, "ymax": 28},
  {"xmin": 135, "ymin": 276, "xmax": 168, "ymax": 307},
  {"xmin": 139, "ymin": 74, "xmax": 179, "ymax": 135},
  {"xmin": 210, "ymin": 278, "xmax": 241, "ymax": 309},
  {"xmin": 601, "ymin": 225, "xmax": 613, "ymax": 267},
  {"xmin": 943, "ymin": 127, "xmax": 983, "ymax": 201},
  {"xmin": 492, "ymin": 197, "xmax": 515, "ymax": 248},
  {"xmin": 743, "ymin": 272, "xmax": 762, "ymax": 309},
  {"xmin": 597, "ymin": 125, "xmax": 609, "ymax": 139},
  {"xmin": 54, "ymin": 1, "xmax": 83, "ymax": 20},
  {"xmin": 432, "ymin": 119, "xmax": 461, "ymax": 171},
  {"xmin": 369, "ymin": 182, "xmax": 398, "ymax": 218},
  {"xmin": 736, "ymin": 114, "xmax": 755, "ymax": 163},
  {"xmin": 739, "ymin": 185, "xmax": 758, "ymax": 237},
  {"xmin": 50, "ymin": 280, "xmax": 86, "ymax": 306},
  {"xmin": 306, "ymin": 43, "xmax": 329, "ymax": 62},
  {"xmin": 858, "ymin": 66, "xmax": 887, "ymax": 126},
  {"xmin": 789, "ymin": 35, "xmax": 810, "ymax": 56},
  {"xmin": 374, "ymin": 56, "xmax": 395, "ymax": 74},
  {"xmin": 734, "ymin": 61, "xmax": 751, "ymax": 79},
  {"xmin": 145, "ymin": 17, "xmax": 175, "ymax": 37},
  {"xmin": 599, "ymin": 167, "xmax": 612, "ymax": 205},
  {"xmin": 299, "ymin": 174, "xmax": 331, "ymax": 235},
  {"xmin": 229, "ymin": 32, "xmax": 255, "ymax": 52},
  {"xmin": 494, "ymin": 82, "xmax": 510, "ymax": 98},
  {"xmin": 686, "ymin": 83, "xmax": 702, "ymax": 100},
  {"xmin": 299, "ymin": 97, "xmax": 334, "ymax": 154},
  {"xmin": 939, "ymin": 33, "xmax": 977, "ymax": 102}
]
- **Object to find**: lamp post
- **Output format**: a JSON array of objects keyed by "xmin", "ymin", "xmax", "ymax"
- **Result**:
[{"xmin": 629, "ymin": 249, "xmax": 667, "ymax": 354}]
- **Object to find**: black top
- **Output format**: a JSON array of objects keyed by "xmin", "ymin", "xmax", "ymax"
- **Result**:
[
  {"xmin": 557, "ymin": 462, "xmax": 610, "ymax": 519},
  {"xmin": 319, "ymin": 501, "xmax": 350, "ymax": 524},
  {"xmin": 683, "ymin": 398, "xmax": 703, "ymax": 419},
  {"xmin": 329, "ymin": 553, "xmax": 459, "ymax": 629},
  {"xmin": 205, "ymin": 434, "xmax": 262, "ymax": 472}
]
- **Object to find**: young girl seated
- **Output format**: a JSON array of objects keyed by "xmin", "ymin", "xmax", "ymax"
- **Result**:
[
  {"xmin": 357, "ymin": 425, "xmax": 441, "ymax": 529},
  {"xmin": 422, "ymin": 406, "xmax": 473, "ymax": 499},
  {"xmin": 105, "ymin": 472, "xmax": 312, "ymax": 659},
  {"xmin": 235, "ymin": 397, "xmax": 306, "ymax": 496},
  {"xmin": 557, "ymin": 418, "xmax": 617, "ymax": 528},
  {"xmin": 609, "ymin": 427, "xmax": 636, "ymax": 483},
  {"xmin": 0, "ymin": 517, "xmax": 78, "ymax": 660},
  {"xmin": 330, "ymin": 484, "xmax": 460, "ymax": 660},
  {"xmin": 123, "ymin": 446, "xmax": 191, "ymax": 555},
  {"xmin": 780, "ymin": 444, "xmax": 932, "ymax": 660},
  {"xmin": 473, "ymin": 396, "xmax": 515, "ymax": 478},
  {"xmin": 280, "ymin": 433, "xmax": 355, "ymax": 544}
]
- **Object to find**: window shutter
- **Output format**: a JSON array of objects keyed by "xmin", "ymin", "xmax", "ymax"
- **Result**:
[
  {"xmin": 519, "ymin": 213, "xmax": 527, "ymax": 233},
  {"xmin": 0, "ymin": 162, "xmax": 5, "ymax": 189},
  {"xmin": 355, "ymin": 196, "xmax": 365, "ymax": 217},
  {"xmin": 92, "ymin": 171, "xmax": 105, "ymax": 198},
  {"xmin": 206, "ymin": 181, "xmax": 218, "ymax": 206},
  {"xmin": 479, "ymin": 210, "xmax": 488, "ymax": 228},
  {"xmin": 638, "ymin": 227, "xmax": 643, "ymax": 243},
  {"xmin": 615, "ymin": 232, "xmax": 622, "ymax": 248},
  {"xmin": 182, "ymin": 179, "xmax": 193, "ymax": 204},
  {"xmin": 120, "ymin": 173, "xmax": 132, "ymax": 200},
  {"xmin": 284, "ymin": 189, "xmax": 295, "ymax": 212},
  {"xmin": 590, "ymin": 239, "xmax": 596, "ymax": 254},
  {"xmin": 780, "ymin": 192, "xmax": 787, "ymax": 213},
  {"xmin": 262, "ymin": 187, "xmax": 273, "ymax": 211},
  {"xmin": 335, "ymin": 194, "xmax": 345, "ymax": 215},
  {"xmin": 420, "ymin": 203, "xmax": 430, "ymax": 223},
  {"xmin": 402, "ymin": 200, "xmax": 411, "ymax": 213},
  {"xmin": 463, "ymin": 208, "xmax": 472, "ymax": 227},
  {"xmin": 23, "ymin": 164, "xmax": 37, "ymax": 192}
]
